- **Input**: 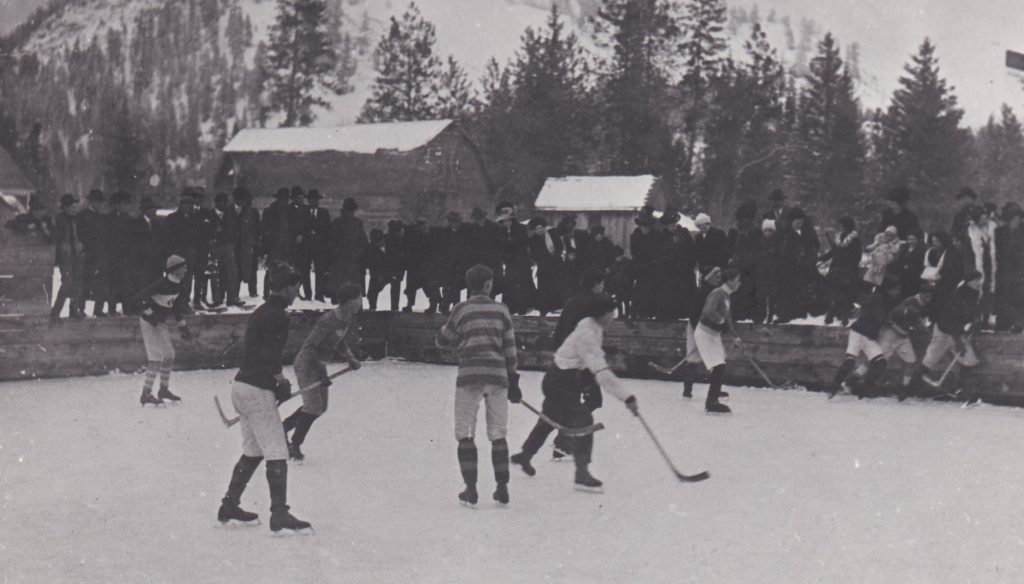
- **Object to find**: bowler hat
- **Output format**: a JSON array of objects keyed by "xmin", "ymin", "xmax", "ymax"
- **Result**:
[
  {"xmin": 768, "ymin": 188, "xmax": 786, "ymax": 202},
  {"xmin": 110, "ymin": 190, "xmax": 131, "ymax": 205},
  {"xmin": 139, "ymin": 196, "xmax": 158, "ymax": 210},
  {"xmin": 342, "ymin": 197, "xmax": 358, "ymax": 211},
  {"xmin": 232, "ymin": 187, "xmax": 251, "ymax": 201},
  {"xmin": 306, "ymin": 189, "xmax": 323, "ymax": 200},
  {"xmin": 290, "ymin": 185, "xmax": 304, "ymax": 198},
  {"xmin": 955, "ymin": 187, "xmax": 978, "ymax": 201},
  {"xmin": 59, "ymin": 193, "xmax": 78, "ymax": 208},
  {"xmin": 445, "ymin": 211, "xmax": 462, "ymax": 223},
  {"xmin": 887, "ymin": 186, "xmax": 911, "ymax": 203},
  {"xmin": 634, "ymin": 213, "xmax": 655, "ymax": 227},
  {"xmin": 274, "ymin": 187, "xmax": 290, "ymax": 199},
  {"xmin": 86, "ymin": 189, "xmax": 104, "ymax": 202},
  {"xmin": 470, "ymin": 207, "xmax": 487, "ymax": 221}
]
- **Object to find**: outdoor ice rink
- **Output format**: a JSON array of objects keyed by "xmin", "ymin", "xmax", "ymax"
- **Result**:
[{"xmin": 2, "ymin": 360, "xmax": 1024, "ymax": 584}]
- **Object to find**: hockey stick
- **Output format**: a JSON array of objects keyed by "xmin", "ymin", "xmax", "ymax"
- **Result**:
[
  {"xmin": 215, "ymin": 367, "xmax": 354, "ymax": 428},
  {"xmin": 745, "ymin": 347, "xmax": 800, "ymax": 390},
  {"xmin": 519, "ymin": 399, "xmax": 605, "ymax": 437},
  {"xmin": 635, "ymin": 412, "xmax": 710, "ymax": 483},
  {"xmin": 923, "ymin": 334, "xmax": 975, "ymax": 392},
  {"xmin": 648, "ymin": 346, "xmax": 700, "ymax": 376}
]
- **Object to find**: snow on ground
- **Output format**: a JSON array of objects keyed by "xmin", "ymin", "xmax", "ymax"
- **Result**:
[{"xmin": 3, "ymin": 360, "xmax": 1024, "ymax": 583}]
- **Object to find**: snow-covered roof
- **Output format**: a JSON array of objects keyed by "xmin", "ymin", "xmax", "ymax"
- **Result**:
[
  {"xmin": 0, "ymin": 193, "xmax": 27, "ymax": 214},
  {"xmin": 223, "ymin": 120, "xmax": 454, "ymax": 154},
  {"xmin": 534, "ymin": 175, "xmax": 657, "ymax": 212}
]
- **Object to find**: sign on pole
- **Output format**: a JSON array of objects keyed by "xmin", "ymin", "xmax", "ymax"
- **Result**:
[{"xmin": 1006, "ymin": 50, "xmax": 1024, "ymax": 72}]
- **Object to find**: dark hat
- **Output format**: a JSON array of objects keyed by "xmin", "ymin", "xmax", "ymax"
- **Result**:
[
  {"xmin": 290, "ymin": 185, "xmax": 304, "ymax": 198},
  {"xmin": 1003, "ymin": 202, "xmax": 1023, "ymax": 219},
  {"xmin": 527, "ymin": 216, "xmax": 548, "ymax": 230},
  {"xmin": 214, "ymin": 192, "xmax": 229, "ymax": 203},
  {"xmin": 962, "ymin": 269, "xmax": 983, "ymax": 283},
  {"xmin": 983, "ymin": 201, "xmax": 998, "ymax": 214},
  {"xmin": 306, "ymin": 189, "xmax": 323, "ymax": 200},
  {"xmin": 887, "ymin": 186, "xmax": 911, "ymax": 203},
  {"xmin": 232, "ymin": 186, "xmax": 251, "ymax": 201},
  {"xmin": 918, "ymin": 281, "xmax": 936, "ymax": 293},
  {"xmin": 369, "ymin": 228, "xmax": 385, "ymax": 242},
  {"xmin": 181, "ymin": 187, "xmax": 197, "ymax": 200},
  {"xmin": 735, "ymin": 200, "xmax": 758, "ymax": 221},
  {"xmin": 86, "ymin": 189, "xmax": 104, "ymax": 202},
  {"xmin": 110, "ymin": 190, "xmax": 131, "ymax": 205},
  {"xmin": 768, "ymin": 188, "xmax": 786, "ymax": 202},
  {"xmin": 634, "ymin": 213, "xmax": 655, "ymax": 227},
  {"xmin": 139, "ymin": 196, "xmax": 158, "ymax": 210},
  {"xmin": 494, "ymin": 200, "xmax": 515, "ymax": 214},
  {"xmin": 589, "ymin": 224, "xmax": 605, "ymax": 235},
  {"xmin": 189, "ymin": 187, "xmax": 205, "ymax": 199},
  {"xmin": 411, "ymin": 219, "xmax": 428, "ymax": 231},
  {"xmin": 955, "ymin": 187, "xmax": 978, "ymax": 201},
  {"xmin": 470, "ymin": 207, "xmax": 487, "ymax": 221},
  {"xmin": 445, "ymin": 211, "xmax": 462, "ymax": 223},
  {"xmin": 342, "ymin": 197, "xmax": 358, "ymax": 211},
  {"xmin": 839, "ymin": 216, "xmax": 855, "ymax": 232},
  {"xmin": 59, "ymin": 193, "xmax": 78, "ymax": 208},
  {"xmin": 274, "ymin": 187, "xmax": 290, "ymax": 200},
  {"xmin": 387, "ymin": 219, "xmax": 404, "ymax": 231},
  {"xmin": 265, "ymin": 261, "xmax": 301, "ymax": 291},
  {"xmin": 787, "ymin": 207, "xmax": 806, "ymax": 221},
  {"xmin": 659, "ymin": 208, "xmax": 680, "ymax": 225}
]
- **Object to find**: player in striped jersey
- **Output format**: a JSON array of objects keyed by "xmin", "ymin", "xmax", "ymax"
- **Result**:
[{"xmin": 436, "ymin": 264, "xmax": 521, "ymax": 507}]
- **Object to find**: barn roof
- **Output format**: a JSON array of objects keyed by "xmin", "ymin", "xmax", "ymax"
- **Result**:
[
  {"xmin": 0, "ymin": 146, "xmax": 34, "ymax": 193},
  {"xmin": 223, "ymin": 119, "xmax": 454, "ymax": 154},
  {"xmin": 534, "ymin": 175, "xmax": 658, "ymax": 212}
]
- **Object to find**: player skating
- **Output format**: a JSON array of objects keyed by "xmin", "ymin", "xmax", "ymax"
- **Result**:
[
  {"xmin": 436, "ymin": 264, "xmax": 521, "ymax": 507},
  {"xmin": 920, "ymin": 270, "xmax": 983, "ymax": 398},
  {"xmin": 682, "ymin": 267, "xmax": 727, "ymax": 401},
  {"xmin": 693, "ymin": 269, "xmax": 743, "ymax": 414},
  {"xmin": 282, "ymin": 282, "xmax": 363, "ymax": 462},
  {"xmin": 510, "ymin": 295, "xmax": 639, "ymax": 490},
  {"xmin": 216, "ymin": 263, "xmax": 312, "ymax": 534},
  {"xmin": 130, "ymin": 255, "xmax": 194, "ymax": 406},
  {"xmin": 829, "ymin": 280, "xmax": 900, "ymax": 398}
]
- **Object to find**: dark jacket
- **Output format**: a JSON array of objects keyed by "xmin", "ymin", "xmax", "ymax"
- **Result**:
[
  {"xmin": 235, "ymin": 295, "xmax": 290, "ymax": 391},
  {"xmin": 851, "ymin": 292, "xmax": 892, "ymax": 340},
  {"xmin": 260, "ymin": 200, "xmax": 292, "ymax": 261},
  {"xmin": 306, "ymin": 207, "xmax": 332, "ymax": 257},
  {"xmin": 936, "ymin": 282, "xmax": 980, "ymax": 337},
  {"xmin": 880, "ymin": 207, "xmax": 920, "ymax": 239},
  {"xmin": 131, "ymin": 276, "xmax": 187, "ymax": 325},
  {"xmin": 694, "ymin": 227, "xmax": 730, "ymax": 274},
  {"xmin": 53, "ymin": 213, "xmax": 81, "ymax": 265},
  {"xmin": 161, "ymin": 209, "xmax": 200, "ymax": 262}
]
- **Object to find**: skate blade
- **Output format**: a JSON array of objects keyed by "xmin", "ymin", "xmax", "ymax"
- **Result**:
[
  {"xmin": 160, "ymin": 399, "xmax": 182, "ymax": 406},
  {"xmin": 270, "ymin": 527, "xmax": 315, "ymax": 537},
  {"xmin": 216, "ymin": 518, "xmax": 261, "ymax": 528},
  {"xmin": 493, "ymin": 500, "xmax": 510, "ymax": 508},
  {"xmin": 458, "ymin": 500, "xmax": 478, "ymax": 510},
  {"xmin": 704, "ymin": 410, "xmax": 732, "ymax": 416},
  {"xmin": 573, "ymin": 484, "xmax": 604, "ymax": 494},
  {"xmin": 141, "ymin": 402, "xmax": 166, "ymax": 408}
]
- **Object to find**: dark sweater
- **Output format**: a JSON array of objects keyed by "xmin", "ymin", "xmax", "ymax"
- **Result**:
[
  {"xmin": 552, "ymin": 290, "xmax": 599, "ymax": 348},
  {"xmin": 936, "ymin": 283, "xmax": 980, "ymax": 337},
  {"xmin": 235, "ymin": 296, "xmax": 290, "ymax": 391},
  {"xmin": 132, "ymin": 276, "xmax": 186, "ymax": 325},
  {"xmin": 851, "ymin": 293, "xmax": 892, "ymax": 340}
]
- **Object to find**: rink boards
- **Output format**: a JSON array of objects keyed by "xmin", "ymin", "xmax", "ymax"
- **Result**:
[{"xmin": 1, "ymin": 311, "xmax": 1023, "ymax": 405}]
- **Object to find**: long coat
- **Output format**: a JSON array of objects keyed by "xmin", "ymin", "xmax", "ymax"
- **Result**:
[
  {"xmin": 235, "ymin": 204, "xmax": 261, "ymax": 277},
  {"xmin": 260, "ymin": 200, "xmax": 292, "ymax": 263},
  {"xmin": 328, "ymin": 212, "xmax": 367, "ymax": 293}
]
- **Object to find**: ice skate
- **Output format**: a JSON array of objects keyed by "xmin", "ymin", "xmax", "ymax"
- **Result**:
[
  {"xmin": 269, "ymin": 511, "xmax": 313, "ymax": 535},
  {"xmin": 705, "ymin": 401, "xmax": 731, "ymax": 415},
  {"xmin": 288, "ymin": 442, "xmax": 304, "ymax": 463},
  {"xmin": 140, "ymin": 390, "xmax": 164, "ymax": 407},
  {"xmin": 574, "ymin": 468, "xmax": 604, "ymax": 493},
  {"xmin": 458, "ymin": 486, "xmax": 478, "ymax": 507},
  {"xmin": 510, "ymin": 452, "xmax": 536, "ymax": 477},
  {"xmin": 157, "ymin": 388, "xmax": 182, "ymax": 404},
  {"xmin": 217, "ymin": 500, "xmax": 260, "ymax": 527},
  {"xmin": 493, "ymin": 483, "xmax": 509, "ymax": 506}
]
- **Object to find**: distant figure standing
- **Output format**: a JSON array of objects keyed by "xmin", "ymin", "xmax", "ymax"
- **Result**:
[
  {"xmin": 131, "ymin": 255, "xmax": 194, "ymax": 406},
  {"xmin": 51, "ymin": 194, "xmax": 83, "ymax": 320}
]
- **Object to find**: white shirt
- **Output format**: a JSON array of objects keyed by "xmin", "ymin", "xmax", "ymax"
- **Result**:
[{"xmin": 553, "ymin": 318, "xmax": 630, "ymax": 401}]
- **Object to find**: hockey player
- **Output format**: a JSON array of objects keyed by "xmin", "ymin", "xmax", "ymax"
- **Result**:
[
  {"xmin": 829, "ymin": 281, "xmax": 900, "ymax": 398},
  {"xmin": 282, "ymin": 282, "xmax": 363, "ymax": 462},
  {"xmin": 682, "ymin": 267, "xmax": 726, "ymax": 400},
  {"xmin": 435, "ymin": 264, "xmax": 520, "ymax": 507},
  {"xmin": 130, "ymin": 255, "xmax": 194, "ymax": 406},
  {"xmin": 217, "ymin": 263, "xmax": 312, "ymax": 534},
  {"xmin": 694, "ymin": 268, "xmax": 744, "ymax": 414},
  {"xmin": 884, "ymin": 285, "xmax": 933, "ymax": 398},
  {"xmin": 920, "ymin": 270, "xmax": 983, "ymax": 393},
  {"xmin": 510, "ymin": 295, "xmax": 638, "ymax": 489}
]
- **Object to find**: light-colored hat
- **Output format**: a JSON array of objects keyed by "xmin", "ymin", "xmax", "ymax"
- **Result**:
[
  {"xmin": 495, "ymin": 210, "xmax": 514, "ymax": 222},
  {"xmin": 762, "ymin": 219, "xmax": 776, "ymax": 231},
  {"xmin": 166, "ymin": 254, "xmax": 187, "ymax": 272},
  {"xmin": 695, "ymin": 213, "xmax": 711, "ymax": 226}
]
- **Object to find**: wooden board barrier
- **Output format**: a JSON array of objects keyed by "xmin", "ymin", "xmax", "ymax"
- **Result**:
[{"xmin": 1, "ymin": 311, "xmax": 1023, "ymax": 406}]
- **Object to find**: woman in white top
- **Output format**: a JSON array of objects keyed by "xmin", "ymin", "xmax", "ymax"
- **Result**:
[{"xmin": 510, "ymin": 295, "xmax": 637, "ymax": 490}]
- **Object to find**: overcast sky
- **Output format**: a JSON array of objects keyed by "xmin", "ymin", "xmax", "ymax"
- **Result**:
[{"xmin": 1, "ymin": 0, "xmax": 1021, "ymax": 125}]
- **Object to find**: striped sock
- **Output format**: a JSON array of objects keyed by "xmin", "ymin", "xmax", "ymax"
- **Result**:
[
  {"xmin": 491, "ymin": 439, "xmax": 509, "ymax": 485},
  {"xmin": 142, "ymin": 361, "xmax": 159, "ymax": 393},
  {"xmin": 159, "ymin": 363, "xmax": 172, "ymax": 391},
  {"xmin": 457, "ymin": 438, "xmax": 477, "ymax": 487}
]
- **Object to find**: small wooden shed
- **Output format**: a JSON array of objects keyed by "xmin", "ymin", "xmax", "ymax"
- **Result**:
[
  {"xmin": 533, "ymin": 175, "xmax": 671, "ymax": 256},
  {"xmin": 216, "ymin": 119, "xmax": 494, "ymax": 231}
]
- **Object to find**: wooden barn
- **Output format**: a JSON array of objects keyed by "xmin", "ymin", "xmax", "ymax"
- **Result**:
[
  {"xmin": 215, "ymin": 119, "xmax": 494, "ymax": 230},
  {"xmin": 533, "ymin": 175, "xmax": 672, "ymax": 256}
]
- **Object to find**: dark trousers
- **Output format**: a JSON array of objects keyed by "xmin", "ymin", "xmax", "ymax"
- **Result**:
[{"xmin": 519, "ymin": 369, "xmax": 597, "ymax": 468}]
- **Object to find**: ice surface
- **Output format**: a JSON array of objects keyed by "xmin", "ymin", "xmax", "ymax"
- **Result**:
[{"xmin": 3, "ymin": 361, "xmax": 1024, "ymax": 583}]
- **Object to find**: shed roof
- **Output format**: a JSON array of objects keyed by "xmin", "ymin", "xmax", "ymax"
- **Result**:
[
  {"xmin": 0, "ymin": 146, "xmax": 34, "ymax": 192},
  {"xmin": 534, "ymin": 175, "xmax": 657, "ymax": 211},
  {"xmin": 223, "ymin": 119, "xmax": 454, "ymax": 154}
]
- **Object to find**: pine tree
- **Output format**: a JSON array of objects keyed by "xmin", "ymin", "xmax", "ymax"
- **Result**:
[
  {"xmin": 436, "ymin": 56, "xmax": 472, "ymax": 119},
  {"xmin": 359, "ymin": 2, "xmax": 444, "ymax": 122},
  {"xmin": 877, "ymin": 38, "xmax": 968, "ymax": 227},
  {"xmin": 970, "ymin": 105, "xmax": 1024, "ymax": 202},
  {"xmin": 265, "ymin": 0, "xmax": 338, "ymax": 127},
  {"xmin": 101, "ymin": 96, "xmax": 149, "ymax": 192}
]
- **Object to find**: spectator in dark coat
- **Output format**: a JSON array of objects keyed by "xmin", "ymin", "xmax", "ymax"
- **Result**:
[
  {"xmin": 879, "ymin": 186, "xmax": 920, "ymax": 239},
  {"xmin": 327, "ymin": 197, "xmax": 367, "ymax": 300},
  {"xmin": 105, "ymin": 190, "xmax": 136, "ymax": 315},
  {"xmin": 209, "ymin": 192, "xmax": 241, "ymax": 307},
  {"xmin": 527, "ymin": 216, "xmax": 563, "ymax": 316},
  {"xmin": 605, "ymin": 245, "xmax": 633, "ymax": 318},
  {"xmin": 897, "ymin": 230, "xmax": 926, "ymax": 299},
  {"xmin": 693, "ymin": 213, "xmax": 729, "ymax": 276},
  {"xmin": 437, "ymin": 211, "xmax": 470, "ymax": 313},
  {"xmin": 76, "ymin": 189, "xmax": 109, "ymax": 316},
  {"xmin": 287, "ymin": 186, "xmax": 311, "ymax": 275},
  {"xmin": 464, "ymin": 207, "xmax": 502, "ymax": 276},
  {"xmin": 302, "ymin": 189, "xmax": 332, "ymax": 301},
  {"xmin": 995, "ymin": 203, "xmax": 1024, "ymax": 332},
  {"xmin": 401, "ymin": 219, "xmax": 433, "ymax": 311},
  {"xmin": 752, "ymin": 219, "xmax": 782, "ymax": 324},
  {"xmin": 495, "ymin": 204, "xmax": 534, "ymax": 315},
  {"xmin": 161, "ymin": 189, "xmax": 201, "ymax": 313},
  {"xmin": 763, "ymin": 189, "xmax": 792, "ymax": 232},
  {"xmin": 582, "ymin": 225, "xmax": 615, "ymax": 274},
  {"xmin": 363, "ymin": 228, "xmax": 388, "ymax": 310},
  {"xmin": 261, "ymin": 187, "xmax": 293, "ymax": 266},
  {"xmin": 190, "ymin": 189, "xmax": 218, "ymax": 309},
  {"xmin": 818, "ymin": 216, "xmax": 862, "ymax": 325},
  {"xmin": 232, "ymin": 187, "xmax": 261, "ymax": 298},
  {"xmin": 51, "ymin": 194, "xmax": 83, "ymax": 320},
  {"xmin": 775, "ymin": 208, "xmax": 820, "ymax": 322},
  {"xmin": 653, "ymin": 210, "xmax": 695, "ymax": 321},
  {"xmin": 629, "ymin": 210, "xmax": 660, "ymax": 319},
  {"xmin": 555, "ymin": 215, "xmax": 588, "ymax": 305},
  {"xmin": 381, "ymin": 220, "xmax": 405, "ymax": 310},
  {"xmin": 950, "ymin": 187, "xmax": 978, "ymax": 247},
  {"xmin": 728, "ymin": 200, "xmax": 760, "ymax": 322},
  {"xmin": 127, "ymin": 196, "xmax": 164, "ymax": 299}
]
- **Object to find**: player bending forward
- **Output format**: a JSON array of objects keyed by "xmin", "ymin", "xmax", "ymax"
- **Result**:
[
  {"xmin": 131, "ymin": 255, "xmax": 195, "ymax": 406},
  {"xmin": 510, "ymin": 295, "xmax": 638, "ymax": 490},
  {"xmin": 829, "ymin": 281, "xmax": 901, "ymax": 398},
  {"xmin": 436, "ymin": 264, "xmax": 521, "ymax": 507},
  {"xmin": 694, "ymin": 269, "xmax": 743, "ymax": 414},
  {"xmin": 217, "ymin": 264, "xmax": 312, "ymax": 534},
  {"xmin": 283, "ymin": 282, "xmax": 363, "ymax": 462},
  {"xmin": 920, "ymin": 270, "xmax": 983, "ymax": 394}
]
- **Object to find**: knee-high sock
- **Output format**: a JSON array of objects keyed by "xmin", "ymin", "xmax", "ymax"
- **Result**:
[
  {"xmin": 266, "ymin": 460, "xmax": 289, "ymax": 513},
  {"xmin": 863, "ymin": 356, "xmax": 887, "ymax": 387},
  {"xmin": 290, "ymin": 412, "xmax": 318, "ymax": 447},
  {"xmin": 159, "ymin": 359, "xmax": 172, "ymax": 391},
  {"xmin": 457, "ymin": 438, "xmax": 477, "ymax": 487},
  {"xmin": 491, "ymin": 439, "xmax": 509, "ymax": 485},
  {"xmin": 142, "ymin": 361, "xmax": 159, "ymax": 393},
  {"xmin": 833, "ymin": 356, "xmax": 857, "ymax": 386},
  {"xmin": 706, "ymin": 365, "xmax": 725, "ymax": 405},
  {"xmin": 224, "ymin": 455, "xmax": 263, "ymax": 505}
]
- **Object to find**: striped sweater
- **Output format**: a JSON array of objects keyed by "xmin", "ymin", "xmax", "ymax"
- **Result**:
[{"xmin": 436, "ymin": 294, "xmax": 518, "ymax": 388}]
